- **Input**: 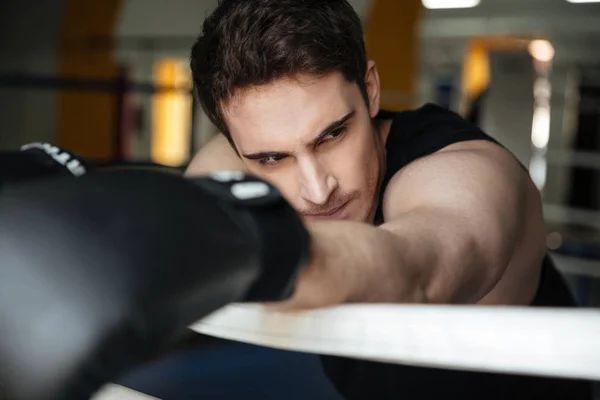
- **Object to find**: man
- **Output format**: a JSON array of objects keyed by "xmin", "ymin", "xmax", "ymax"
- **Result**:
[{"xmin": 185, "ymin": 0, "xmax": 592, "ymax": 398}]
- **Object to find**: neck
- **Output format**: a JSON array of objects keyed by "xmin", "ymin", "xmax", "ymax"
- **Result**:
[
  {"xmin": 377, "ymin": 118, "xmax": 393, "ymax": 144},
  {"xmin": 367, "ymin": 117, "xmax": 394, "ymax": 224}
]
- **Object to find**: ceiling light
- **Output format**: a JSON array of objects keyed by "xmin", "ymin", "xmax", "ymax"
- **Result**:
[
  {"xmin": 566, "ymin": 0, "xmax": 600, "ymax": 3},
  {"xmin": 528, "ymin": 40, "xmax": 555, "ymax": 63},
  {"xmin": 422, "ymin": 0, "xmax": 480, "ymax": 9}
]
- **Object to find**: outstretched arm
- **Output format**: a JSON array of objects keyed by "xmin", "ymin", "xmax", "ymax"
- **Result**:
[{"xmin": 185, "ymin": 134, "xmax": 246, "ymax": 176}]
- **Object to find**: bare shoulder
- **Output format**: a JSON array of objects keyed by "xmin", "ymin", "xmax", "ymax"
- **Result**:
[
  {"xmin": 382, "ymin": 139, "xmax": 528, "ymax": 218},
  {"xmin": 184, "ymin": 134, "xmax": 247, "ymax": 177},
  {"xmin": 381, "ymin": 139, "xmax": 545, "ymax": 305}
]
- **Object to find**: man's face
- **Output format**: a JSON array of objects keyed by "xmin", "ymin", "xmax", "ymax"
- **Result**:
[{"xmin": 223, "ymin": 67, "xmax": 384, "ymax": 223}]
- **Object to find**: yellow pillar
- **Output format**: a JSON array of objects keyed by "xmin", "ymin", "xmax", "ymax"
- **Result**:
[
  {"xmin": 151, "ymin": 59, "xmax": 193, "ymax": 167},
  {"xmin": 459, "ymin": 36, "xmax": 533, "ymax": 114},
  {"xmin": 363, "ymin": 0, "xmax": 422, "ymax": 111},
  {"xmin": 57, "ymin": 0, "xmax": 122, "ymax": 160},
  {"xmin": 462, "ymin": 39, "xmax": 491, "ymax": 103}
]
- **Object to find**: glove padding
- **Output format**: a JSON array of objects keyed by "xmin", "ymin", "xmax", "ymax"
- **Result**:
[
  {"xmin": 0, "ymin": 142, "xmax": 90, "ymax": 188},
  {"xmin": 0, "ymin": 149, "xmax": 308, "ymax": 400}
]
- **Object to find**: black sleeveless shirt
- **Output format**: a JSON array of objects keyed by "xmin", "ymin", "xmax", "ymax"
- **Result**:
[{"xmin": 320, "ymin": 104, "xmax": 593, "ymax": 400}]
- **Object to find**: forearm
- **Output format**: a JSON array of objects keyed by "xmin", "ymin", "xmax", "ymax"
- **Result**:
[
  {"xmin": 284, "ymin": 219, "xmax": 426, "ymax": 308},
  {"xmin": 185, "ymin": 134, "xmax": 246, "ymax": 177}
]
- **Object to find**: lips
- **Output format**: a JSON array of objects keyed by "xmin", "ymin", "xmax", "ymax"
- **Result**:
[{"xmin": 309, "ymin": 200, "xmax": 350, "ymax": 219}]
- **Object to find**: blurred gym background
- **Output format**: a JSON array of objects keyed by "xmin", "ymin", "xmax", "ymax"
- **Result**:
[{"xmin": 1, "ymin": 0, "xmax": 599, "ymax": 398}]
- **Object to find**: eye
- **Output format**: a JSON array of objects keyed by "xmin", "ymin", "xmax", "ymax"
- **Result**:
[
  {"xmin": 258, "ymin": 154, "xmax": 285, "ymax": 167},
  {"xmin": 319, "ymin": 126, "xmax": 347, "ymax": 145}
]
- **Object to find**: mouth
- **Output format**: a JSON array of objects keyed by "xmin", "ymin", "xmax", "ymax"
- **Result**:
[{"xmin": 307, "ymin": 200, "xmax": 350, "ymax": 219}]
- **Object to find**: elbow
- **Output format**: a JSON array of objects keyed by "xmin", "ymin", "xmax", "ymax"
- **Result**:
[
  {"xmin": 478, "ymin": 244, "xmax": 511, "ymax": 297},
  {"xmin": 470, "ymin": 229, "xmax": 515, "ymax": 302},
  {"xmin": 426, "ymin": 233, "xmax": 509, "ymax": 304}
]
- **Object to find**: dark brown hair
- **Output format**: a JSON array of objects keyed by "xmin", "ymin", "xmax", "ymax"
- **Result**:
[{"xmin": 190, "ymin": 0, "xmax": 369, "ymax": 145}]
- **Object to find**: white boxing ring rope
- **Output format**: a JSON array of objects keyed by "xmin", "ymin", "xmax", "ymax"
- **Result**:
[{"xmin": 93, "ymin": 303, "xmax": 600, "ymax": 400}]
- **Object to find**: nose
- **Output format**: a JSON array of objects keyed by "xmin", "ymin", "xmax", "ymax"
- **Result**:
[{"xmin": 298, "ymin": 155, "xmax": 338, "ymax": 205}]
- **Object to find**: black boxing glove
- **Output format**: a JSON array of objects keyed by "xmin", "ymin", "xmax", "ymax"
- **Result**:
[
  {"xmin": 191, "ymin": 171, "xmax": 310, "ymax": 302},
  {"xmin": 0, "ymin": 167, "xmax": 308, "ymax": 400},
  {"xmin": 0, "ymin": 142, "xmax": 90, "ymax": 188}
]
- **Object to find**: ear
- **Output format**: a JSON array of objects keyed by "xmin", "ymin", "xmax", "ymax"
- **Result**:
[{"xmin": 365, "ymin": 60, "xmax": 381, "ymax": 118}]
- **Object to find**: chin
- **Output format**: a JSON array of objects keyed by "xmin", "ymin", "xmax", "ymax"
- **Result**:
[
  {"xmin": 345, "ymin": 210, "xmax": 372, "ymax": 223},
  {"xmin": 353, "ymin": 199, "xmax": 377, "ymax": 223}
]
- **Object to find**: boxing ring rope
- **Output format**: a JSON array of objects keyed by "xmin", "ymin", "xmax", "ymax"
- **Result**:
[
  {"xmin": 93, "ymin": 385, "xmax": 159, "ymax": 400},
  {"xmin": 544, "ymin": 203, "xmax": 600, "ymax": 231},
  {"xmin": 194, "ymin": 304, "xmax": 600, "ymax": 380},
  {"xmin": 93, "ymin": 302, "xmax": 600, "ymax": 400}
]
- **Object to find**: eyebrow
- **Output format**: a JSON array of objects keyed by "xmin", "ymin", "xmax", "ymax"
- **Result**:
[{"xmin": 242, "ymin": 110, "xmax": 356, "ymax": 160}]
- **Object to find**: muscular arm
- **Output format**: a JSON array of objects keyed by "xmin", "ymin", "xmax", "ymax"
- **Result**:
[
  {"xmin": 378, "ymin": 141, "xmax": 534, "ymax": 304},
  {"xmin": 185, "ymin": 134, "xmax": 246, "ymax": 176},
  {"xmin": 284, "ymin": 141, "xmax": 545, "ymax": 308}
]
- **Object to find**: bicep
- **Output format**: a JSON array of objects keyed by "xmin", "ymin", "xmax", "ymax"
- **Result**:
[
  {"xmin": 382, "ymin": 141, "xmax": 531, "ymax": 267},
  {"xmin": 184, "ymin": 134, "xmax": 247, "ymax": 177}
]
